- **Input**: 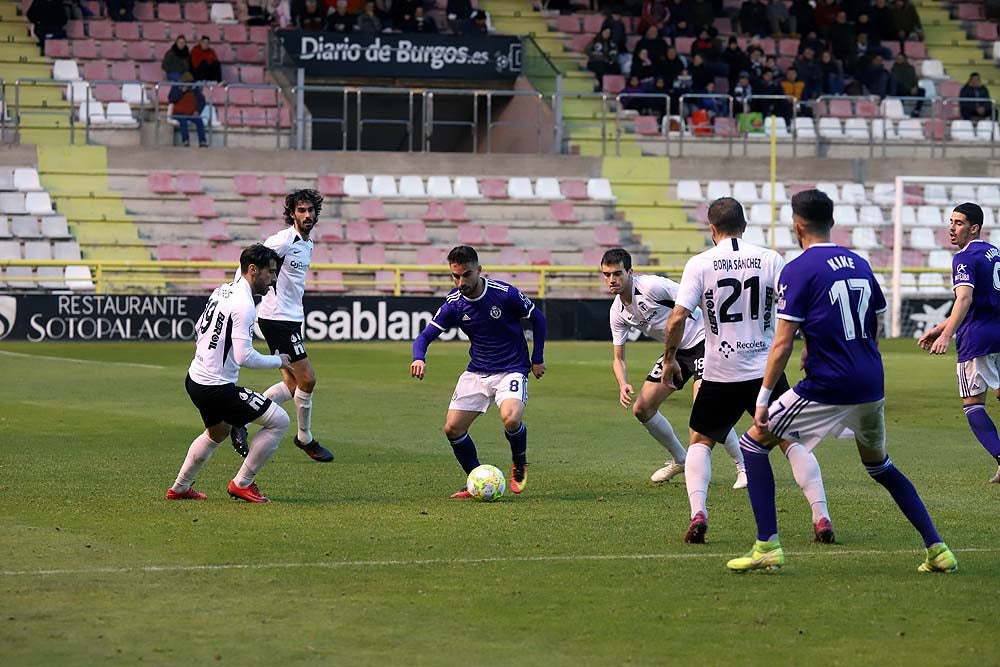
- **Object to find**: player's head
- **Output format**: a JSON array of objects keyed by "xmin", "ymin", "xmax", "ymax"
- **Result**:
[
  {"xmin": 790, "ymin": 189, "xmax": 835, "ymax": 247},
  {"xmin": 447, "ymin": 245, "xmax": 483, "ymax": 297},
  {"xmin": 949, "ymin": 202, "xmax": 984, "ymax": 247},
  {"xmin": 240, "ymin": 243, "xmax": 280, "ymax": 295},
  {"xmin": 707, "ymin": 197, "xmax": 747, "ymax": 242},
  {"xmin": 600, "ymin": 248, "xmax": 633, "ymax": 295},
  {"xmin": 283, "ymin": 189, "xmax": 323, "ymax": 237}
]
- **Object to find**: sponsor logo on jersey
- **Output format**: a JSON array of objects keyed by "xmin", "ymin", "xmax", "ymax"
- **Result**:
[
  {"xmin": 956, "ymin": 263, "xmax": 967, "ymax": 274},
  {"xmin": 735, "ymin": 340, "xmax": 768, "ymax": 352},
  {"xmin": 462, "ymin": 314, "xmax": 472, "ymax": 321},
  {"xmin": 207, "ymin": 311, "xmax": 226, "ymax": 350},
  {"xmin": 718, "ymin": 340, "xmax": 734, "ymax": 358},
  {"xmin": 955, "ymin": 271, "xmax": 970, "ymax": 282},
  {"xmin": 704, "ymin": 288, "xmax": 719, "ymax": 335},
  {"xmin": 787, "ymin": 430, "xmax": 800, "ymax": 438},
  {"xmin": 490, "ymin": 306, "xmax": 502, "ymax": 319}
]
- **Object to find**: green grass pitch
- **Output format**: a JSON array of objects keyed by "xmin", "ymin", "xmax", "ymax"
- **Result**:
[{"xmin": 1, "ymin": 339, "xmax": 998, "ymax": 666}]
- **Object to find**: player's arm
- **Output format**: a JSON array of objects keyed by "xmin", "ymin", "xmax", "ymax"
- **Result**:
[
  {"xmin": 928, "ymin": 285, "xmax": 973, "ymax": 354},
  {"xmin": 231, "ymin": 306, "xmax": 289, "ymax": 369},
  {"xmin": 410, "ymin": 323, "xmax": 444, "ymax": 380},
  {"xmin": 525, "ymin": 306, "xmax": 547, "ymax": 379},
  {"xmin": 661, "ymin": 305, "xmax": 691, "ymax": 389},
  {"xmin": 612, "ymin": 343, "xmax": 634, "ymax": 408},
  {"xmin": 754, "ymin": 318, "xmax": 799, "ymax": 431}
]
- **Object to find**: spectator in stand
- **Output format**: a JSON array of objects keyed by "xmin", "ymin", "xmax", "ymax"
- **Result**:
[
  {"xmin": 763, "ymin": 54, "xmax": 782, "ymax": 79},
  {"xmin": 162, "ymin": 36, "xmax": 192, "ymax": 82},
  {"xmin": 586, "ymin": 27, "xmax": 621, "ymax": 92},
  {"xmin": 869, "ymin": 0, "xmax": 896, "ymax": 44},
  {"xmin": 106, "ymin": 0, "xmax": 134, "ymax": 22},
  {"xmin": 671, "ymin": 68, "xmax": 694, "ymax": 114},
  {"xmin": 889, "ymin": 0, "xmax": 923, "ymax": 45},
  {"xmin": 813, "ymin": 0, "xmax": 839, "ymax": 38},
  {"xmin": 602, "ymin": 8, "xmax": 631, "ymax": 71},
  {"xmin": 699, "ymin": 80, "xmax": 730, "ymax": 117},
  {"xmin": 356, "ymin": 0, "xmax": 383, "ymax": 33},
  {"xmin": 740, "ymin": 0, "xmax": 770, "ymax": 37},
  {"xmin": 828, "ymin": 11, "xmax": 855, "ymax": 64},
  {"xmin": 780, "ymin": 66, "xmax": 805, "ymax": 102},
  {"xmin": 662, "ymin": 45, "xmax": 686, "ymax": 88},
  {"xmin": 691, "ymin": 26, "xmax": 719, "ymax": 61},
  {"xmin": 296, "ymin": 0, "xmax": 327, "ymax": 30},
  {"xmin": 861, "ymin": 53, "xmax": 892, "ymax": 98},
  {"xmin": 767, "ymin": 0, "xmax": 795, "ymax": 38},
  {"xmin": 27, "ymin": 0, "xmax": 67, "ymax": 53},
  {"xmin": 793, "ymin": 46, "xmax": 823, "ymax": 100},
  {"xmin": 631, "ymin": 48, "xmax": 659, "ymax": 83},
  {"xmin": 854, "ymin": 12, "xmax": 872, "ymax": 39},
  {"xmin": 446, "ymin": 0, "xmax": 473, "ymax": 33},
  {"xmin": 191, "ymin": 36, "xmax": 222, "ymax": 83},
  {"xmin": 621, "ymin": 75, "xmax": 647, "ymax": 112},
  {"xmin": 753, "ymin": 68, "xmax": 790, "ymax": 120},
  {"xmin": 889, "ymin": 52, "xmax": 924, "ymax": 116},
  {"xmin": 646, "ymin": 76, "xmax": 670, "ymax": 117},
  {"xmin": 63, "ymin": 0, "xmax": 94, "ymax": 20},
  {"xmin": 665, "ymin": 0, "xmax": 691, "ymax": 38},
  {"xmin": 797, "ymin": 30, "xmax": 824, "ymax": 56},
  {"xmin": 269, "ymin": 0, "xmax": 293, "ymax": 27},
  {"xmin": 688, "ymin": 0, "xmax": 715, "ymax": 36},
  {"xmin": 635, "ymin": 25, "xmax": 667, "ymax": 62},
  {"xmin": 638, "ymin": 0, "xmax": 669, "ymax": 36},
  {"xmin": 960, "ymin": 73, "xmax": 994, "ymax": 121},
  {"xmin": 732, "ymin": 70, "xmax": 752, "ymax": 109},
  {"xmin": 461, "ymin": 9, "xmax": 489, "ymax": 35},
  {"xmin": 689, "ymin": 52, "xmax": 713, "ymax": 90},
  {"xmin": 401, "ymin": 5, "xmax": 437, "ymax": 32},
  {"xmin": 169, "ymin": 73, "xmax": 208, "ymax": 148},
  {"xmin": 722, "ymin": 36, "xmax": 750, "ymax": 88},
  {"xmin": 819, "ymin": 49, "xmax": 846, "ymax": 95},
  {"xmin": 748, "ymin": 46, "xmax": 766, "ymax": 82},
  {"xmin": 848, "ymin": 32, "xmax": 872, "ymax": 76},
  {"xmin": 246, "ymin": 0, "xmax": 274, "ymax": 25},
  {"xmin": 326, "ymin": 0, "xmax": 356, "ymax": 32},
  {"xmin": 791, "ymin": 0, "xmax": 814, "ymax": 37}
]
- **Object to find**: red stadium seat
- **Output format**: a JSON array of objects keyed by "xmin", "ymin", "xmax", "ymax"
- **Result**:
[
  {"xmin": 110, "ymin": 61, "xmax": 137, "ymax": 81},
  {"xmin": 148, "ymin": 172, "xmax": 174, "ymax": 193},
  {"xmin": 499, "ymin": 247, "xmax": 527, "ymax": 264},
  {"xmin": 228, "ymin": 87, "xmax": 254, "ymax": 106},
  {"xmin": 318, "ymin": 174, "xmax": 345, "ymax": 196},
  {"xmin": 581, "ymin": 247, "xmax": 605, "ymax": 266},
  {"xmin": 215, "ymin": 244, "xmax": 243, "ymax": 263},
  {"xmin": 479, "ymin": 178, "xmax": 508, "ymax": 199},
  {"xmin": 187, "ymin": 244, "xmax": 214, "ymax": 261},
  {"xmin": 555, "ymin": 15, "xmax": 581, "ymax": 33},
  {"xmin": 314, "ymin": 222, "xmax": 344, "ymax": 243},
  {"xmin": 260, "ymin": 175, "xmax": 286, "ymax": 196},
  {"xmin": 202, "ymin": 219, "xmax": 231, "ymax": 241},
  {"xmin": 372, "ymin": 222, "xmax": 399, "ymax": 244},
  {"xmin": 156, "ymin": 243, "xmax": 185, "ymax": 260},
  {"xmin": 190, "ymin": 196, "xmax": 217, "ymax": 218},
  {"xmin": 126, "ymin": 42, "xmax": 154, "ymax": 61},
  {"xmin": 138, "ymin": 62, "xmax": 161, "ymax": 83},
  {"xmin": 44, "ymin": 40, "xmax": 70, "ymax": 58},
  {"xmin": 239, "ymin": 65, "xmax": 265, "ymax": 84},
  {"xmin": 582, "ymin": 13, "xmax": 605, "ymax": 33},
  {"xmin": 235, "ymin": 44, "xmax": 263, "ymax": 63},
  {"xmin": 115, "ymin": 22, "xmax": 141, "ymax": 40},
  {"xmin": 73, "ymin": 39, "xmax": 99, "ymax": 59},
  {"xmin": 157, "ymin": 3, "xmax": 181, "ymax": 20},
  {"xmin": 442, "ymin": 200, "xmax": 470, "ymax": 221},
  {"xmin": 634, "ymin": 115, "xmax": 660, "ymax": 135},
  {"xmin": 400, "ymin": 221, "xmax": 429, "ymax": 244},
  {"xmin": 67, "ymin": 21, "xmax": 86, "ymax": 39},
  {"xmin": 484, "ymin": 225, "xmax": 512, "ymax": 246},
  {"xmin": 88, "ymin": 20, "xmax": 113, "ymax": 39},
  {"xmin": 374, "ymin": 269, "xmax": 396, "ymax": 293},
  {"xmin": 253, "ymin": 88, "xmax": 278, "ymax": 107},
  {"xmin": 602, "ymin": 75, "xmax": 626, "ymax": 95},
  {"xmin": 360, "ymin": 243, "xmax": 386, "ymax": 264},
  {"xmin": 185, "ymin": 2, "xmax": 209, "ymax": 22},
  {"xmin": 258, "ymin": 219, "xmax": 285, "ymax": 238},
  {"xmin": 199, "ymin": 268, "xmax": 227, "ymax": 289},
  {"xmin": 134, "ymin": 2, "xmax": 155, "ymax": 20},
  {"xmin": 92, "ymin": 84, "xmax": 121, "ymax": 102},
  {"xmin": 249, "ymin": 26, "xmax": 271, "ymax": 44},
  {"xmin": 416, "ymin": 246, "xmax": 444, "ymax": 264},
  {"xmin": 359, "ymin": 199, "xmax": 387, "ymax": 221},
  {"xmin": 527, "ymin": 249, "xmax": 553, "ymax": 265},
  {"xmin": 234, "ymin": 174, "xmax": 260, "ymax": 195},
  {"xmin": 328, "ymin": 243, "xmax": 357, "ymax": 263},
  {"xmin": 346, "ymin": 220, "xmax": 373, "ymax": 243},
  {"xmin": 175, "ymin": 173, "xmax": 203, "ymax": 194},
  {"xmin": 401, "ymin": 271, "xmax": 433, "ymax": 294},
  {"xmin": 560, "ymin": 179, "xmax": 589, "ymax": 200},
  {"xmin": 247, "ymin": 197, "xmax": 274, "ymax": 219},
  {"xmin": 421, "ymin": 201, "xmax": 444, "ymax": 221},
  {"xmin": 456, "ymin": 224, "xmax": 484, "ymax": 246},
  {"xmin": 313, "ymin": 270, "xmax": 348, "ymax": 292},
  {"xmin": 83, "ymin": 61, "xmax": 109, "ymax": 80},
  {"xmin": 142, "ymin": 22, "xmax": 169, "ymax": 41},
  {"xmin": 223, "ymin": 25, "xmax": 249, "ymax": 43},
  {"xmin": 593, "ymin": 224, "xmax": 620, "ymax": 246},
  {"xmin": 550, "ymin": 200, "xmax": 578, "ymax": 223}
]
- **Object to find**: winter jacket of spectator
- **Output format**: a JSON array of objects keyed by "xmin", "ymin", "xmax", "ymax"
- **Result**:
[
  {"xmin": 861, "ymin": 63, "xmax": 892, "ymax": 97},
  {"xmin": 959, "ymin": 84, "xmax": 992, "ymax": 119},
  {"xmin": 190, "ymin": 44, "xmax": 222, "ymax": 82},
  {"xmin": 666, "ymin": 0, "xmax": 690, "ymax": 33},
  {"xmin": 168, "ymin": 86, "xmax": 205, "ymax": 116},
  {"xmin": 297, "ymin": 7, "xmax": 326, "ymax": 30},
  {"xmin": 638, "ymin": 0, "xmax": 669, "ymax": 34},
  {"xmin": 779, "ymin": 78, "xmax": 804, "ymax": 100},
  {"xmin": 446, "ymin": 0, "xmax": 472, "ymax": 19},
  {"xmin": 601, "ymin": 16, "xmax": 628, "ymax": 52},
  {"xmin": 829, "ymin": 21, "xmax": 856, "ymax": 61},
  {"xmin": 813, "ymin": 0, "xmax": 839, "ymax": 34},
  {"xmin": 634, "ymin": 35, "xmax": 666, "ymax": 62},
  {"xmin": 890, "ymin": 61, "xmax": 919, "ymax": 93},
  {"xmin": 733, "ymin": 81, "xmax": 751, "ymax": 107},
  {"xmin": 162, "ymin": 44, "xmax": 191, "ymax": 76},
  {"xmin": 691, "ymin": 36, "xmax": 719, "ymax": 62},
  {"xmin": 797, "ymin": 34, "xmax": 824, "ymax": 56},
  {"xmin": 587, "ymin": 35, "xmax": 620, "ymax": 65},
  {"xmin": 739, "ymin": 0, "xmax": 769, "ymax": 36},
  {"xmin": 688, "ymin": 0, "xmax": 715, "ymax": 33},
  {"xmin": 721, "ymin": 44, "xmax": 750, "ymax": 82},
  {"xmin": 27, "ymin": 0, "xmax": 67, "ymax": 29},
  {"xmin": 356, "ymin": 11, "xmax": 383, "ymax": 33},
  {"xmin": 690, "ymin": 61, "xmax": 712, "ymax": 89},
  {"xmin": 793, "ymin": 55, "xmax": 823, "ymax": 91},
  {"xmin": 401, "ymin": 14, "xmax": 437, "ymax": 32},
  {"xmin": 889, "ymin": 1, "xmax": 922, "ymax": 37},
  {"xmin": 661, "ymin": 51, "xmax": 685, "ymax": 87},
  {"xmin": 790, "ymin": 0, "xmax": 815, "ymax": 35},
  {"xmin": 869, "ymin": 3, "xmax": 896, "ymax": 42},
  {"xmin": 326, "ymin": 9, "xmax": 356, "ymax": 32},
  {"xmin": 630, "ymin": 55, "xmax": 660, "ymax": 82}
]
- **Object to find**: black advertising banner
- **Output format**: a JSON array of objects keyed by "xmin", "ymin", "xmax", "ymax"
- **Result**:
[{"xmin": 279, "ymin": 30, "xmax": 522, "ymax": 80}]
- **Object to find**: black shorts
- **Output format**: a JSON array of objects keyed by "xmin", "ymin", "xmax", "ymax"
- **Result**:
[
  {"xmin": 689, "ymin": 373, "xmax": 792, "ymax": 443},
  {"xmin": 185, "ymin": 374, "xmax": 272, "ymax": 428},
  {"xmin": 645, "ymin": 341, "xmax": 705, "ymax": 391},
  {"xmin": 258, "ymin": 318, "xmax": 307, "ymax": 362}
]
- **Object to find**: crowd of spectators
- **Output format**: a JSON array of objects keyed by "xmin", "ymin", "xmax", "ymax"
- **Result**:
[
  {"xmin": 288, "ymin": 0, "xmax": 490, "ymax": 35},
  {"xmin": 580, "ymin": 0, "xmax": 964, "ymax": 124}
]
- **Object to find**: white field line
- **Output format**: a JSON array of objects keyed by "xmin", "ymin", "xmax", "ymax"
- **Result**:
[
  {"xmin": 0, "ymin": 349, "xmax": 164, "ymax": 369},
  {"xmin": 3, "ymin": 547, "xmax": 997, "ymax": 577}
]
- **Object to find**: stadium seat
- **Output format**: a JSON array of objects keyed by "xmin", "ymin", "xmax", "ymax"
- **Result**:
[
  {"xmin": 560, "ymin": 179, "xmax": 588, "ymax": 201},
  {"xmin": 52, "ymin": 59, "xmax": 80, "ymax": 81},
  {"xmin": 851, "ymin": 227, "xmax": 879, "ymax": 249},
  {"xmin": 976, "ymin": 120, "xmax": 1000, "ymax": 141},
  {"xmin": 346, "ymin": 220, "xmax": 373, "ymax": 243},
  {"xmin": 951, "ymin": 184, "xmax": 977, "ymax": 202},
  {"xmin": 78, "ymin": 100, "xmax": 109, "ymax": 126},
  {"xmin": 534, "ymin": 177, "xmax": 562, "ymax": 200},
  {"xmin": 211, "ymin": 2, "xmax": 237, "ymax": 23},
  {"xmin": 950, "ymin": 120, "xmax": 978, "ymax": 141},
  {"xmin": 634, "ymin": 115, "xmax": 661, "ymax": 136},
  {"xmin": 732, "ymin": 181, "xmax": 760, "ymax": 203},
  {"xmin": 880, "ymin": 98, "xmax": 906, "ymax": 120},
  {"xmin": 793, "ymin": 117, "xmax": 817, "ymax": 139},
  {"xmin": 909, "ymin": 227, "xmax": 938, "ymax": 249},
  {"xmin": 12, "ymin": 216, "xmax": 41, "ymax": 237},
  {"xmin": 456, "ymin": 224, "xmax": 484, "ymax": 246},
  {"xmin": 360, "ymin": 243, "xmax": 386, "ymax": 265},
  {"xmin": 749, "ymin": 204, "xmax": 774, "ymax": 225},
  {"xmin": 454, "ymin": 176, "xmax": 483, "ymax": 198},
  {"xmin": 202, "ymin": 219, "xmax": 231, "ymax": 242},
  {"xmin": 400, "ymin": 222, "xmax": 429, "ymax": 245},
  {"xmin": 676, "ymin": 180, "xmax": 703, "ymax": 201},
  {"xmin": 327, "ymin": 243, "xmax": 357, "ymax": 263},
  {"xmin": 371, "ymin": 175, "xmax": 399, "ymax": 198},
  {"xmin": 106, "ymin": 102, "xmax": 137, "ymax": 126},
  {"xmin": 763, "ymin": 115, "xmax": 790, "ymax": 138},
  {"xmin": 706, "ymin": 180, "xmax": 731, "ymax": 200},
  {"xmin": 779, "ymin": 204, "xmax": 793, "ymax": 224},
  {"xmin": 318, "ymin": 174, "xmax": 345, "ymax": 197},
  {"xmin": 918, "ymin": 272, "xmax": 949, "ymax": 294},
  {"xmin": 13, "ymin": 168, "xmax": 41, "ymax": 192},
  {"xmin": 896, "ymin": 119, "xmax": 924, "ymax": 140},
  {"xmin": 53, "ymin": 240, "xmax": 81, "ymax": 261},
  {"xmin": 0, "ymin": 169, "xmax": 13, "ymax": 190},
  {"xmin": 426, "ymin": 176, "xmax": 453, "ymax": 198},
  {"xmin": 156, "ymin": 243, "xmax": 185, "ymax": 261},
  {"xmin": 44, "ymin": 40, "xmax": 70, "ymax": 58},
  {"xmin": 840, "ymin": 183, "xmax": 867, "ymax": 205},
  {"xmin": 772, "ymin": 226, "xmax": 794, "ymax": 249},
  {"xmin": 760, "ymin": 182, "xmax": 788, "ymax": 204},
  {"xmin": 190, "ymin": 196, "xmax": 217, "ymax": 218},
  {"xmin": 485, "ymin": 225, "xmax": 512, "ymax": 246},
  {"xmin": 977, "ymin": 184, "xmax": 1000, "ymax": 206},
  {"xmin": 0, "ymin": 193, "xmax": 27, "ymax": 214},
  {"xmin": 174, "ymin": 173, "xmax": 203, "ymax": 194},
  {"xmin": 499, "ymin": 247, "xmax": 527, "ymax": 265},
  {"xmin": 343, "ymin": 174, "xmax": 370, "ymax": 197},
  {"xmin": 550, "ymin": 201, "xmax": 577, "ymax": 223},
  {"xmin": 40, "ymin": 216, "xmax": 70, "ymax": 239},
  {"xmin": 22, "ymin": 239, "xmax": 50, "ymax": 260},
  {"xmin": 420, "ymin": 201, "xmax": 444, "ymax": 222},
  {"xmin": 258, "ymin": 219, "xmax": 286, "ymax": 239},
  {"xmin": 927, "ymin": 249, "xmax": 952, "ymax": 269},
  {"xmin": 187, "ymin": 244, "xmax": 214, "ymax": 261},
  {"xmin": 587, "ymin": 178, "xmax": 616, "ymax": 201},
  {"xmin": 815, "ymin": 182, "xmax": 840, "ymax": 201},
  {"xmin": 917, "ymin": 205, "xmax": 943, "ymax": 226},
  {"xmin": 844, "ymin": 118, "xmax": 869, "ymax": 140},
  {"xmin": 246, "ymin": 197, "xmax": 274, "ymax": 218},
  {"xmin": 871, "ymin": 119, "xmax": 897, "ymax": 141},
  {"xmin": 742, "ymin": 226, "xmax": 766, "ymax": 245},
  {"xmin": 507, "ymin": 177, "xmax": 536, "ymax": 200},
  {"xmin": 372, "ymin": 222, "xmax": 399, "ymax": 244},
  {"xmin": 527, "ymin": 249, "xmax": 553, "ymax": 265},
  {"xmin": 398, "ymin": 176, "xmax": 426, "ymax": 198},
  {"xmin": 121, "ymin": 83, "xmax": 150, "ymax": 106},
  {"xmin": 359, "ymin": 199, "xmax": 387, "ymax": 221},
  {"xmin": 443, "ymin": 200, "xmax": 470, "ymax": 222},
  {"xmin": 477, "ymin": 178, "xmax": 506, "ymax": 199},
  {"xmin": 416, "ymin": 246, "xmax": 445, "ymax": 265},
  {"xmin": 0, "ymin": 239, "xmax": 21, "ymax": 259},
  {"xmin": 899, "ymin": 205, "xmax": 918, "ymax": 226},
  {"xmin": 64, "ymin": 265, "xmax": 94, "ymax": 291},
  {"xmin": 24, "ymin": 193, "xmax": 53, "ymax": 215},
  {"xmin": 859, "ymin": 205, "xmax": 885, "ymax": 226},
  {"xmin": 920, "ymin": 59, "xmax": 947, "ymax": 80},
  {"xmin": 259, "ymin": 175, "xmax": 286, "ymax": 196},
  {"xmin": 818, "ymin": 117, "xmax": 845, "ymax": 139},
  {"xmin": 593, "ymin": 224, "xmax": 619, "ymax": 246}
]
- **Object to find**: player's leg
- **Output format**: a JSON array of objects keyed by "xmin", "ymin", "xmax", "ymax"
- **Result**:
[
  {"xmin": 690, "ymin": 376, "xmax": 745, "ymax": 489},
  {"xmin": 443, "ymin": 372, "xmax": 490, "ymax": 497},
  {"xmin": 228, "ymin": 402, "xmax": 291, "ymax": 503},
  {"xmin": 495, "ymin": 372, "xmax": 529, "ymax": 493},
  {"xmin": 727, "ymin": 425, "xmax": 786, "ymax": 572},
  {"xmin": 852, "ymin": 400, "xmax": 956, "ymax": 572},
  {"xmin": 168, "ymin": 421, "xmax": 229, "ymax": 500},
  {"xmin": 638, "ymin": 355, "xmax": 687, "ymax": 483},
  {"xmin": 958, "ymin": 355, "xmax": 1000, "ymax": 481},
  {"xmin": 287, "ymin": 356, "xmax": 333, "ymax": 462}
]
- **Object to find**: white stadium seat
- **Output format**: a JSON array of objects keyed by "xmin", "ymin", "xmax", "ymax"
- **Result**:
[
  {"xmin": 676, "ymin": 180, "xmax": 703, "ymax": 201},
  {"xmin": 25, "ymin": 192, "xmax": 53, "ymax": 215},
  {"xmin": 872, "ymin": 183, "xmax": 895, "ymax": 205},
  {"xmin": 772, "ymin": 226, "xmax": 794, "ymax": 249},
  {"xmin": 398, "ymin": 175, "xmax": 426, "ymax": 198},
  {"xmin": 977, "ymin": 185, "xmax": 1000, "ymax": 206},
  {"xmin": 343, "ymin": 174, "xmax": 370, "ymax": 197},
  {"xmin": 818, "ymin": 117, "xmax": 844, "ymax": 139},
  {"xmin": 106, "ymin": 102, "xmax": 137, "ymax": 126},
  {"xmin": 507, "ymin": 177, "xmax": 535, "ymax": 199},
  {"xmin": 917, "ymin": 205, "xmax": 943, "ymax": 226},
  {"xmin": 815, "ymin": 182, "xmax": 840, "ymax": 201},
  {"xmin": 909, "ymin": 226, "xmax": 938, "ymax": 250},
  {"xmin": 851, "ymin": 227, "xmax": 879, "ymax": 249},
  {"xmin": 880, "ymin": 98, "xmax": 906, "ymax": 120},
  {"xmin": 370, "ymin": 175, "xmax": 399, "ymax": 197},
  {"xmin": 844, "ymin": 118, "xmax": 869, "ymax": 139},
  {"xmin": 918, "ymin": 272, "xmax": 948, "ymax": 294},
  {"xmin": 13, "ymin": 168, "xmax": 41, "ymax": 192},
  {"xmin": 833, "ymin": 204, "xmax": 858, "ymax": 226},
  {"xmin": 742, "ymin": 226, "xmax": 766, "ymax": 245},
  {"xmin": 896, "ymin": 119, "xmax": 924, "ymax": 140},
  {"xmin": 65, "ymin": 265, "xmax": 95, "ymax": 291},
  {"xmin": 426, "ymin": 176, "xmax": 454, "ymax": 198},
  {"xmin": 52, "ymin": 59, "xmax": 80, "ymax": 81},
  {"xmin": 732, "ymin": 181, "xmax": 760, "ymax": 203},
  {"xmin": 840, "ymin": 183, "xmax": 867, "ymax": 205},
  {"xmin": 922, "ymin": 184, "xmax": 948, "ymax": 205},
  {"xmin": 534, "ymin": 177, "xmax": 563, "ymax": 200},
  {"xmin": 121, "ymin": 83, "xmax": 150, "ymax": 106},
  {"xmin": 976, "ymin": 120, "xmax": 1000, "ymax": 141},
  {"xmin": 587, "ymin": 178, "xmax": 615, "ymax": 200},
  {"xmin": 779, "ymin": 204, "xmax": 793, "ymax": 224},
  {"xmin": 950, "ymin": 120, "xmax": 978, "ymax": 141},
  {"xmin": 951, "ymin": 184, "xmax": 977, "ymax": 201},
  {"xmin": 764, "ymin": 116, "xmax": 790, "ymax": 137},
  {"xmin": 871, "ymin": 119, "xmax": 897, "ymax": 141},
  {"xmin": 78, "ymin": 100, "xmax": 109, "ymax": 125},
  {"xmin": 859, "ymin": 205, "xmax": 885, "ymax": 226},
  {"xmin": 749, "ymin": 203, "xmax": 774, "ymax": 225},
  {"xmin": 899, "ymin": 205, "xmax": 918, "ymax": 226},
  {"xmin": 453, "ymin": 176, "xmax": 482, "ymax": 199},
  {"xmin": 920, "ymin": 59, "xmax": 947, "ymax": 80},
  {"xmin": 793, "ymin": 117, "xmax": 816, "ymax": 139},
  {"xmin": 760, "ymin": 182, "xmax": 788, "ymax": 203},
  {"xmin": 210, "ymin": 2, "xmax": 237, "ymax": 23},
  {"xmin": 927, "ymin": 249, "xmax": 952, "ymax": 268},
  {"xmin": 706, "ymin": 180, "xmax": 731, "ymax": 200}
]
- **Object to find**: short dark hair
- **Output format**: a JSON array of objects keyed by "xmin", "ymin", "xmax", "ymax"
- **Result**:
[
  {"xmin": 601, "ymin": 248, "xmax": 632, "ymax": 270},
  {"xmin": 953, "ymin": 202, "xmax": 984, "ymax": 229},
  {"xmin": 240, "ymin": 243, "xmax": 280, "ymax": 274},
  {"xmin": 447, "ymin": 245, "xmax": 479, "ymax": 265},
  {"xmin": 707, "ymin": 197, "xmax": 747, "ymax": 235},
  {"xmin": 791, "ymin": 189, "xmax": 835, "ymax": 231},
  {"xmin": 283, "ymin": 189, "xmax": 323, "ymax": 226}
]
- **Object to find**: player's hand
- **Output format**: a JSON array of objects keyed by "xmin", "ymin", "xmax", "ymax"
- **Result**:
[
  {"xmin": 277, "ymin": 353, "xmax": 292, "ymax": 369},
  {"xmin": 929, "ymin": 334, "xmax": 951, "ymax": 355},
  {"xmin": 799, "ymin": 347, "xmax": 808, "ymax": 372},
  {"xmin": 619, "ymin": 383, "xmax": 634, "ymax": 409},
  {"xmin": 753, "ymin": 405, "xmax": 771, "ymax": 433},
  {"xmin": 410, "ymin": 359, "xmax": 426, "ymax": 380},
  {"xmin": 531, "ymin": 363, "xmax": 546, "ymax": 379},
  {"xmin": 917, "ymin": 329, "xmax": 938, "ymax": 351}
]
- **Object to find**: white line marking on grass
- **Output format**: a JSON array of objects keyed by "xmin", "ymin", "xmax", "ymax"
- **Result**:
[
  {"xmin": 0, "ymin": 349, "xmax": 164, "ymax": 369},
  {"xmin": 2, "ymin": 547, "xmax": 997, "ymax": 577}
]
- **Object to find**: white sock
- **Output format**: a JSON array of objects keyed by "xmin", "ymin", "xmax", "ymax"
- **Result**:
[
  {"xmin": 684, "ymin": 443, "xmax": 712, "ymax": 518},
  {"xmin": 721, "ymin": 428, "xmax": 744, "ymax": 467},
  {"xmin": 172, "ymin": 432, "xmax": 223, "ymax": 492},
  {"xmin": 294, "ymin": 387, "xmax": 313, "ymax": 444},
  {"xmin": 234, "ymin": 404, "xmax": 290, "ymax": 488},
  {"xmin": 264, "ymin": 381, "xmax": 293, "ymax": 404},
  {"xmin": 641, "ymin": 412, "xmax": 687, "ymax": 464},
  {"xmin": 785, "ymin": 443, "xmax": 829, "ymax": 522}
]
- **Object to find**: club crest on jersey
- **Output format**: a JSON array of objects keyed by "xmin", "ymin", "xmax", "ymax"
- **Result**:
[
  {"xmin": 718, "ymin": 341, "xmax": 734, "ymax": 358},
  {"xmin": 490, "ymin": 306, "xmax": 502, "ymax": 319}
]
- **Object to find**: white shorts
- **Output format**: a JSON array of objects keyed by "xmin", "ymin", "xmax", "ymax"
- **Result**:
[
  {"xmin": 449, "ymin": 370, "xmax": 528, "ymax": 413},
  {"xmin": 767, "ymin": 389, "xmax": 886, "ymax": 453},
  {"xmin": 957, "ymin": 353, "xmax": 1000, "ymax": 399}
]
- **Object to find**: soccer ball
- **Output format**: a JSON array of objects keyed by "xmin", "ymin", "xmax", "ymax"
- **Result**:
[{"xmin": 466, "ymin": 464, "xmax": 506, "ymax": 502}]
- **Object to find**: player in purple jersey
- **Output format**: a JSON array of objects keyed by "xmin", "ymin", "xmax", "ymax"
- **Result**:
[
  {"xmin": 919, "ymin": 202, "xmax": 1000, "ymax": 483},
  {"xmin": 728, "ymin": 190, "xmax": 956, "ymax": 573},
  {"xmin": 410, "ymin": 246, "xmax": 547, "ymax": 498}
]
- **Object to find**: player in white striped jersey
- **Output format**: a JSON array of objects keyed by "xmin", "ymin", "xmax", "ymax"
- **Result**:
[
  {"xmin": 661, "ymin": 197, "xmax": 833, "ymax": 544},
  {"xmin": 600, "ymin": 248, "xmax": 746, "ymax": 488},
  {"xmin": 231, "ymin": 189, "xmax": 334, "ymax": 464},
  {"xmin": 167, "ymin": 244, "xmax": 292, "ymax": 503}
]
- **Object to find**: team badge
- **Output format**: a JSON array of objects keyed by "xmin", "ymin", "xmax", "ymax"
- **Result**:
[{"xmin": 490, "ymin": 306, "xmax": 502, "ymax": 319}]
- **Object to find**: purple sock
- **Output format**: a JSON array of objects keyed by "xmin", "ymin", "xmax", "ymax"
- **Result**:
[
  {"xmin": 449, "ymin": 433, "xmax": 480, "ymax": 474},
  {"xmin": 865, "ymin": 457, "xmax": 942, "ymax": 548},
  {"xmin": 964, "ymin": 404, "xmax": 1000, "ymax": 463},
  {"xmin": 740, "ymin": 433, "xmax": 779, "ymax": 542},
  {"xmin": 504, "ymin": 423, "xmax": 527, "ymax": 468}
]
